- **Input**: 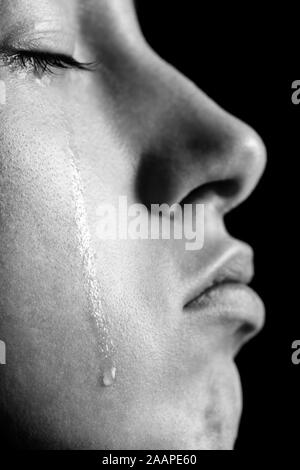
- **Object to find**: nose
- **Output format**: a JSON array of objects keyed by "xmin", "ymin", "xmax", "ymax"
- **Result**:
[
  {"xmin": 130, "ymin": 51, "xmax": 267, "ymax": 349},
  {"xmin": 134, "ymin": 54, "xmax": 267, "ymax": 213}
]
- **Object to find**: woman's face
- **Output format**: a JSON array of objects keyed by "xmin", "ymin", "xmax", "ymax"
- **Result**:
[{"xmin": 0, "ymin": 0, "xmax": 266, "ymax": 449}]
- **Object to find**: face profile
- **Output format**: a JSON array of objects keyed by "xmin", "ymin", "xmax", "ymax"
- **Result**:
[{"xmin": 0, "ymin": 0, "xmax": 266, "ymax": 450}]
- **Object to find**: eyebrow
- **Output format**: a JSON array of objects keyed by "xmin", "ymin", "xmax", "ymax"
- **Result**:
[
  {"xmin": 0, "ymin": 18, "xmax": 76, "ymax": 56},
  {"xmin": 0, "ymin": 0, "xmax": 35, "ymax": 44},
  {"xmin": 0, "ymin": 0, "xmax": 77, "ymax": 41}
]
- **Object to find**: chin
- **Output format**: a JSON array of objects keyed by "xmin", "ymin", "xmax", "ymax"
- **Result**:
[{"xmin": 183, "ymin": 414, "xmax": 240, "ymax": 450}]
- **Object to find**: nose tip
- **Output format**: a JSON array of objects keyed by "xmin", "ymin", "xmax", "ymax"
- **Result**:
[
  {"xmin": 207, "ymin": 113, "xmax": 267, "ymax": 216},
  {"xmin": 224, "ymin": 123, "xmax": 267, "ymax": 213},
  {"xmin": 132, "ymin": 54, "xmax": 267, "ymax": 216}
]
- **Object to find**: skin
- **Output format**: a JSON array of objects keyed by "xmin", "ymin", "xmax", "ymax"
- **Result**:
[{"xmin": 0, "ymin": 0, "xmax": 267, "ymax": 449}]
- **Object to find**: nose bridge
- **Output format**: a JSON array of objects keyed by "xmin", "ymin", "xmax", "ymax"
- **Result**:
[{"xmin": 132, "ymin": 52, "xmax": 267, "ymax": 211}]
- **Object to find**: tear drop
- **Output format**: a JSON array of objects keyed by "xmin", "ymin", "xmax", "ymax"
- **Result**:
[{"xmin": 102, "ymin": 366, "xmax": 116, "ymax": 387}]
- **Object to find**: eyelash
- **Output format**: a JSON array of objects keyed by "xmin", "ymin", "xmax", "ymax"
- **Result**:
[{"xmin": 0, "ymin": 50, "xmax": 96, "ymax": 76}]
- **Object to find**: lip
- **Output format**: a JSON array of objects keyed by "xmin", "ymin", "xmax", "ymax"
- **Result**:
[
  {"xmin": 187, "ymin": 282, "xmax": 265, "ymax": 332},
  {"xmin": 184, "ymin": 242, "xmax": 255, "ymax": 307},
  {"xmin": 183, "ymin": 241, "xmax": 265, "ymax": 332}
]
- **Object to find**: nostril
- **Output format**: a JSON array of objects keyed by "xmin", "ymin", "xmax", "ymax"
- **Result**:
[
  {"xmin": 135, "ymin": 153, "xmax": 179, "ymax": 208},
  {"xmin": 179, "ymin": 178, "xmax": 241, "ymax": 207}
]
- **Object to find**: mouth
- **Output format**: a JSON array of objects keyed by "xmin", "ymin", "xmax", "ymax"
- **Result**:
[{"xmin": 184, "ymin": 241, "xmax": 265, "ymax": 334}]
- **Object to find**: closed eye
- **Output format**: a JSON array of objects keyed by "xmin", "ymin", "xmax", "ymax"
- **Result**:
[{"xmin": 0, "ymin": 49, "xmax": 97, "ymax": 76}]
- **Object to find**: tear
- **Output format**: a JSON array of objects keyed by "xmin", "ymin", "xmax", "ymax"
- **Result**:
[{"xmin": 0, "ymin": 80, "xmax": 6, "ymax": 105}]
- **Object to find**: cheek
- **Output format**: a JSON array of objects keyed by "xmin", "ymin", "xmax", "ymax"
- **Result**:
[{"xmin": 0, "ymin": 106, "xmax": 117, "ymax": 421}]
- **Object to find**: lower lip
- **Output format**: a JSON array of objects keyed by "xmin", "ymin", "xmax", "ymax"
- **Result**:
[{"xmin": 186, "ymin": 282, "xmax": 265, "ymax": 329}]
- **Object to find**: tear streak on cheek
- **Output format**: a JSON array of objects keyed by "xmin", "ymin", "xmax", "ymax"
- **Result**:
[
  {"xmin": 0, "ymin": 80, "xmax": 6, "ymax": 105},
  {"xmin": 35, "ymin": 76, "xmax": 52, "ymax": 88},
  {"xmin": 68, "ymin": 148, "xmax": 116, "ymax": 386}
]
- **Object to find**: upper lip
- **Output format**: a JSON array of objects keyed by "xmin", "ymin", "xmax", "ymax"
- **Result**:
[{"xmin": 184, "ymin": 241, "xmax": 255, "ymax": 308}]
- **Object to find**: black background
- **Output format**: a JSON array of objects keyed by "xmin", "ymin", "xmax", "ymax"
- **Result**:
[{"xmin": 135, "ymin": 1, "xmax": 299, "ymax": 450}]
